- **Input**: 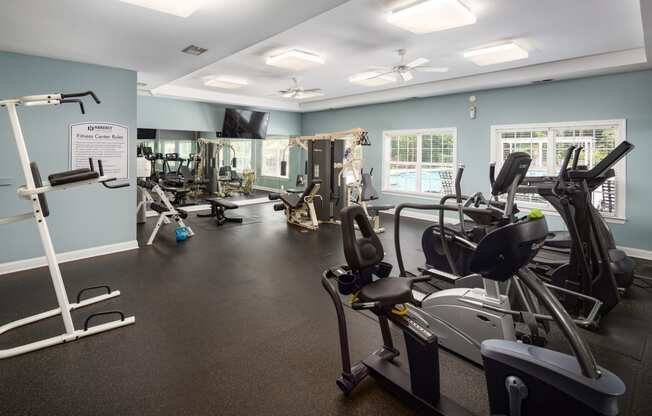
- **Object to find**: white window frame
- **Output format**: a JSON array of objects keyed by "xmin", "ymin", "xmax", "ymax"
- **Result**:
[
  {"xmin": 229, "ymin": 139, "xmax": 253, "ymax": 173},
  {"xmin": 490, "ymin": 119, "xmax": 627, "ymax": 222},
  {"xmin": 261, "ymin": 138, "xmax": 289, "ymax": 179},
  {"xmin": 382, "ymin": 128, "xmax": 458, "ymax": 198}
]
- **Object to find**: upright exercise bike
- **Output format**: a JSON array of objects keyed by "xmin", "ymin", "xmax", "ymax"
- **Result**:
[{"xmin": 323, "ymin": 205, "xmax": 625, "ymax": 415}]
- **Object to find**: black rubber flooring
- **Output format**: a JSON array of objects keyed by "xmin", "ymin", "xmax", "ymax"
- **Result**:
[{"xmin": 0, "ymin": 204, "xmax": 651, "ymax": 415}]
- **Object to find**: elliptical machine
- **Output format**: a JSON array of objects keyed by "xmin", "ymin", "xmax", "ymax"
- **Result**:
[
  {"xmin": 521, "ymin": 142, "xmax": 635, "ymax": 316},
  {"xmin": 393, "ymin": 153, "xmax": 552, "ymax": 364},
  {"xmin": 323, "ymin": 205, "xmax": 625, "ymax": 415}
]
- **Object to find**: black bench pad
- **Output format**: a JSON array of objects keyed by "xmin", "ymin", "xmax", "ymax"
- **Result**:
[
  {"xmin": 280, "ymin": 193, "xmax": 302, "ymax": 209},
  {"xmin": 48, "ymin": 169, "xmax": 99, "ymax": 186},
  {"xmin": 204, "ymin": 198, "xmax": 238, "ymax": 210}
]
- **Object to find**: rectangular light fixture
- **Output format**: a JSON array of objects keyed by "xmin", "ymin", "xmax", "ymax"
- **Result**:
[
  {"xmin": 204, "ymin": 76, "xmax": 249, "ymax": 89},
  {"xmin": 118, "ymin": 0, "xmax": 208, "ymax": 18},
  {"xmin": 266, "ymin": 49, "xmax": 325, "ymax": 71},
  {"xmin": 349, "ymin": 72, "xmax": 397, "ymax": 87},
  {"xmin": 388, "ymin": 0, "xmax": 476, "ymax": 34},
  {"xmin": 464, "ymin": 42, "xmax": 529, "ymax": 66}
]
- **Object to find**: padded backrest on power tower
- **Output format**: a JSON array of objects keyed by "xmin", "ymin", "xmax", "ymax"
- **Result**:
[
  {"xmin": 30, "ymin": 162, "xmax": 50, "ymax": 217},
  {"xmin": 492, "ymin": 152, "xmax": 532, "ymax": 197}
]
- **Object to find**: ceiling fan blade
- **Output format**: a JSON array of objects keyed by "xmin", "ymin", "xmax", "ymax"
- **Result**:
[
  {"xmin": 302, "ymin": 88, "xmax": 323, "ymax": 93},
  {"xmin": 368, "ymin": 66, "xmax": 392, "ymax": 72},
  {"xmin": 415, "ymin": 66, "xmax": 449, "ymax": 73},
  {"xmin": 406, "ymin": 58, "xmax": 429, "ymax": 68},
  {"xmin": 367, "ymin": 71, "xmax": 396, "ymax": 80},
  {"xmin": 281, "ymin": 91, "xmax": 295, "ymax": 98},
  {"xmin": 400, "ymin": 71, "xmax": 413, "ymax": 82}
]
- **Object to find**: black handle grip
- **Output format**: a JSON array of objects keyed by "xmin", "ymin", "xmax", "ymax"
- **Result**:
[
  {"xmin": 455, "ymin": 165, "xmax": 464, "ymax": 203},
  {"xmin": 489, "ymin": 163, "xmax": 496, "ymax": 187},
  {"xmin": 61, "ymin": 90, "xmax": 101, "ymax": 104},
  {"xmin": 97, "ymin": 159, "xmax": 130, "ymax": 189},
  {"xmin": 84, "ymin": 311, "xmax": 125, "ymax": 331},
  {"xmin": 76, "ymin": 285, "xmax": 112, "ymax": 304},
  {"xmin": 559, "ymin": 145, "xmax": 576, "ymax": 180},
  {"xmin": 571, "ymin": 146, "xmax": 583, "ymax": 169},
  {"xmin": 60, "ymin": 99, "xmax": 85, "ymax": 114}
]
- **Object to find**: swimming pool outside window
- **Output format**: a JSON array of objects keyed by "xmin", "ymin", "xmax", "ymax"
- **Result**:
[{"xmin": 382, "ymin": 128, "xmax": 457, "ymax": 197}]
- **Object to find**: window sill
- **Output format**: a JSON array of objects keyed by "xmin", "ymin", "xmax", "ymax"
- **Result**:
[
  {"xmin": 381, "ymin": 190, "xmax": 446, "ymax": 201},
  {"xmin": 382, "ymin": 190, "xmax": 627, "ymax": 224},
  {"xmin": 260, "ymin": 175, "xmax": 289, "ymax": 180}
]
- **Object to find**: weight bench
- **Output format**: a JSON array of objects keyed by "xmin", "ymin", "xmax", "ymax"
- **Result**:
[
  {"xmin": 138, "ymin": 179, "xmax": 195, "ymax": 246},
  {"xmin": 269, "ymin": 180, "xmax": 322, "ymax": 231},
  {"xmin": 198, "ymin": 198, "xmax": 243, "ymax": 226}
]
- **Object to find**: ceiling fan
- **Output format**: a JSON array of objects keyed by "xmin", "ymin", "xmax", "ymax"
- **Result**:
[
  {"xmin": 353, "ymin": 49, "xmax": 448, "ymax": 84},
  {"xmin": 277, "ymin": 78, "xmax": 324, "ymax": 99}
]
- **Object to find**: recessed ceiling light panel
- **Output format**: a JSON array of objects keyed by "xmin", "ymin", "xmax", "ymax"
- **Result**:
[
  {"xmin": 266, "ymin": 49, "xmax": 325, "ymax": 71},
  {"xmin": 349, "ymin": 72, "xmax": 397, "ymax": 87},
  {"xmin": 204, "ymin": 76, "xmax": 249, "ymax": 89},
  {"xmin": 118, "ymin": 0, "xmax": 209, "ymax": 18},
  {"xmin": 388, "ymin": 0, "xmax": 476, "ymax": 34},
  {"xmin": 464, "ymin": 42, "xmax": 529, "ymax": 66}
]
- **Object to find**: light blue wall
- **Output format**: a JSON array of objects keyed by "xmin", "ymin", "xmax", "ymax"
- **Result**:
[
  {"xmin": 138, "ymin": 95, "xmax": 301, "ymax": 136},
  {"xmin": 0, "ymin": 52, "xmax": 137, "ymax": 263},
  {"xmin": 302, "ymin": 70, "xmax": 652, "ymax": 251}
]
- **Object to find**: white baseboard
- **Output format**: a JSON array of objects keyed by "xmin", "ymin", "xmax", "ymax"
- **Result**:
[
  {"xmin": 620, "ymin": 246, "xmax": 652, "ymax": 261},
  {"xmin": 0, "ymin": 240, "xmax": 139, "ymax": 276},
  {"xmin": 384, "ymin": 209, "xmax": 652, "ymax": 260}
]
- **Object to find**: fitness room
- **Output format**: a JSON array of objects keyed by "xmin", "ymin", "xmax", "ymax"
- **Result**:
[{"xmin": 1, "ymin": 1, "xmax": 652, "ymax": 415}]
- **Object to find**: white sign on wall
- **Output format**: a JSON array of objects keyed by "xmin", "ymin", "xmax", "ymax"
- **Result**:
[{"xmin": 70, "ymin": 122, "xmax": 129, "ymax": 180}]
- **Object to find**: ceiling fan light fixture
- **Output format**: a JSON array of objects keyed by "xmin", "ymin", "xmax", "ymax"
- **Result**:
[
  {"xmin": 204, "ymin": 76, "xmax": 249, "ymax": 89},
  {"xmin": 293, "ymin": 91, "xmax": 324, "ymax": 100},
  {"xmin": 349, "ymin": 72, "xmax": 397, "ymax": 86},
  {"xmin": 387, "ymin": 0, "xmax": 476, "ymax": 34},
  {"xmin": 464, "ymin": 42, "xmax": 529, "ymax": 66},
  {"xmin": 118, "ymin": 0, "xmax": 208, "ymax": 18},
  {"xmin": 266, "ymin": 49, "xmax": 325, "ymax": 71}
]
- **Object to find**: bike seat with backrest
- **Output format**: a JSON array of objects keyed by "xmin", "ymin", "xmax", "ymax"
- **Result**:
[{"xmin": 341, "ymin": 205, "xmax": 417, "ymax": 308}]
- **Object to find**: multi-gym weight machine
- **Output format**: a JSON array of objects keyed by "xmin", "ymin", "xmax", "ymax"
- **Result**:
[{"xmin": 271, "ymin": 128, "xmax": 381, "ymax": 230}]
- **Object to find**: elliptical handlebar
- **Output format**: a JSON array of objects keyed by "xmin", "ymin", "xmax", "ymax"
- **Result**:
[
  {"xmin": 571, "ymin": 146, "xmax": 583, "ymax": 170},
  {"xmin": 558, "ymin": 145, "xmax": 576, "ymax": 180}
]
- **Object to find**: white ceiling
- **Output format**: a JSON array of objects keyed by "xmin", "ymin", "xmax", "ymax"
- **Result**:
[
  {"xmin": 0, "ymin": 0, "xmax": 349, "ymax": 88},
  {"xmin": 0, "ymin": 0, "xmax": 649, "ymax": 112}
]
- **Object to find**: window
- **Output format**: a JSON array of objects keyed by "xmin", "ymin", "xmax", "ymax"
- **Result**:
[
  {"xmin": 491, "ymin": 120, "xmax": 626, "ymax": 219},
  {"xmin": 382, "ymin": 128, "xmax": 457, "ymax": 196},
  {"xmin": 229, "ymin": 140, "xmax": 253, "ymax": 172},
  {"xmin": 261, "ymin": 138, "xmax": 289, "ymax": 178}
]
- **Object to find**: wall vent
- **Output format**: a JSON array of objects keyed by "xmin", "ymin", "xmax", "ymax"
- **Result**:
[{"xmin": 182, "ymin": 45, "xmax": 208, "ymax": 56}]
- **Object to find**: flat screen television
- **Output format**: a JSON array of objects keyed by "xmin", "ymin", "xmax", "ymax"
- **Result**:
[
  {"xmin": 137, "ymin": 128, "xmax": 157, "ymax": 140},
  {"xmin": 222, "ymin": 108, "xmax": 270, "ymax": 139}
]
